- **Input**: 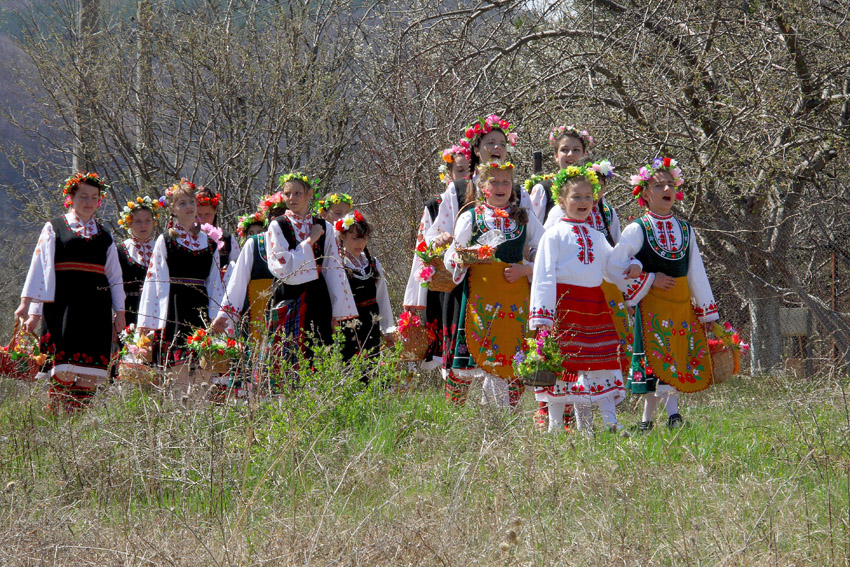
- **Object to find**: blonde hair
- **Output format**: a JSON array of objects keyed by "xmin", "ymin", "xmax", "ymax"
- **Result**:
[{"xmin": 168, "ymin": 179, "xmax": 200, "ymax": 238}]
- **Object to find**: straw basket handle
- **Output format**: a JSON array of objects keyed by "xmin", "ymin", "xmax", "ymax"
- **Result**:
[{"xmin": 5, "ymin": 318, "xmax": 23, "ymax": 353}]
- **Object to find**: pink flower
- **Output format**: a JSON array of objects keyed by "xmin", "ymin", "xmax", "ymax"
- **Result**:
[
  {"xmin": 637, "ymin": 197, "xmax": 647, "ymax": 207},
  {"xmin": 639, "ymin": 167, "xmax": 651, "ymax": 181},
  {"xmin": 630, "ymin": 174, "xmax": 643, "ymax": 186},
  {"xmin": 724, "ymin": 321, "xmax": 733, "ymax": 331},
  {"xmin": 507, "ymin": 132, "xmax": 518, "ymax": 146},
  {"xmin": 671, "ymin": 167, "xmax": 682, "ymax": 178},
  {"xmin": 675, "ymin": 178, "xmax": 684, "ymax": 187},
  {"xmin": 201, "ymin": 223, "xmax": 225, "ymax": 250},
  {"xmin": 418, "ymin": 265, "xmax": 435, "ymax": 283}
]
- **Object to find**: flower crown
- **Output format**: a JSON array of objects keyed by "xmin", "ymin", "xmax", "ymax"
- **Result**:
[
  {"xmin": 629, "ymin": 157, "xmax": 684, "ymax": 207},
  {"xmin": 196, "ymin": 191, "xmax": 221, "ymax": 208},
  {"xmin": 258, "ymin": 191, "xmax": 286, "ymax": 222},
  {"xmin": 237, "ymin": 211, "xmax": 265, "ymax": 238},
  {"xmin": 279, "ymin": 172, "xmax": 318, "ymax": 191},
  {"xmin": 478, "ymin": 161, "xmax": 515, "ymax": 174},
  {"xmin": 118, "ymin": 195, "xmax": 163, "ymax": 227},
  {"xmin": 334, "ymin": 209, "xmax": 365, "ymax": 233},
  {"xmin": 551, "ymin": 164, "xmax": 602, "ymax": 203},
  {"xmin": 62, "ymin": 172, "xmax": 107, "ymax": 208},
  {"xmin": 164, "ymin": 178, "xmax": 196, "ymax": 200},
  {"xmin": 523, "ymin": 173, "xmax": 555, "ymax": 193},
  {"xmin": 439, "ymin": 145, "xmax": 470, "ymax": 182},
  {"xmin": 316, "ymin": 192, "xmax": 353, "ymax": 213},
  {"xmin": 589, "ymin": 159, "xmax": 615, "ymax": 179},
  {"xmin": 459, "ymin": 114, "xmax": 518, "ymax": 151},
  {"xmin": 549, "ymin": 124, "xmax": 594, "ymax": 150}
]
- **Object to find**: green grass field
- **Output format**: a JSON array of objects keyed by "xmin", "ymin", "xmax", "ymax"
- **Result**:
[{"xmin": 0, "ymin": 371, "xmax": 847, "ymax": 566}]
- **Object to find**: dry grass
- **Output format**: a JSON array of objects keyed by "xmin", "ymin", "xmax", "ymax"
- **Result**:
[{"xmin": 0, "ymin": 371, "xmax": 847, "ymax": 566}]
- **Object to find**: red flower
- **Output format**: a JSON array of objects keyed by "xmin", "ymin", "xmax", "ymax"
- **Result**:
[
  {"xmin": 416, "ymin": 240, "xmax": 427, "ymax": 252},
  {"xmin": 632, "ymin": 186, "xmax": 642, "ymax": 196},
  {"xmin": 497, "ymin": 311, "xmax": 505, "ymax": 319},
  {"xmin": 354, "ymin": 210, "xmax": 365, "ymax": 222},
  {"xmin": 663, "ymin": 157, "xmax": 672, "ymax": 168},
  {"xmin": 335, "ymin": 219, "xmax": 344, "ymax": 232},
  {"xmin": 508, "ymin": 313, "xmax": 515, "ymax": 319},
  {"xmin": 664, "ymin": 353, "xmax": 674, "ymax": 364}
]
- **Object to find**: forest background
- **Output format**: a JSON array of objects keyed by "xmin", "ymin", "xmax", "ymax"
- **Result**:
[{"xmin": 0, "ymin": 0, "xmax": 848, "ymax": 373}]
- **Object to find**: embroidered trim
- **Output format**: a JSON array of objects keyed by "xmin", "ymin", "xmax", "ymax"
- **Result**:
[
  {"xmin": 473, "ymin": 204, "xmax": 523, "ymax": 241},
  {"xmin": 639, "ymin": 214, "xmax": 690, "ymax": 260},
  {"xmin": 625, "ymin": 271, "xmax": 651, "ymax": 302},
  {"xmin": 572, "ymin": 224, "xmax": 595, "ymax": 265},
  {"xmin": 55, "ymin": 262, "xmax": 105, "ymax": 275},
  {"xmin": 530, "ymin": 306, "xmax": 555, "ymax": 320}
]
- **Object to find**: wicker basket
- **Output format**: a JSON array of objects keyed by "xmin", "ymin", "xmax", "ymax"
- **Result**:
[
  {"xmin": 427, "ymin": 257, "xmax": 457, "ymax": 293},
  {"xmin": 397, "ymin": 325, "xmax": 430, "ymax": 362},
  {"xmin": 200, "ymin": 354, "xmax": 232, "ymax": 375},
  {"xmin": 521, "ymin": 367, "xmax": 559, "ymax": 387},
  {"xmin": 0, "ymin": 321, "xmax": 41, "ymax": 382},
  {"xmin": 456, "ymin": 246, "xmax": 494, "ymax": 265},
  {"xmin": 711, "ymin": 347, "xmax": 736, "ymax": 385},
  {"xmin": 118, "ymin": 361, "xmax": 161, "ymax": 386}
]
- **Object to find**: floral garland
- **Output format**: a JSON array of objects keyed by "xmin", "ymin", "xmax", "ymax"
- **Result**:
[
  {"xmin": 334, "ymin": 209, "xmax": 365, "ymax": 233},
  {"xmin": 196, "ymin": 191, "xmax": 221, "ymax": 208},
  {"xmin": 118, "ymin": 195, "xmax": 163, "ymax": 227},
  {"xmin": 629, "ymin": 157, "xmax": 684, "ymax": 207},
  {"xmin": 237, "ymin": 211, "xmax": 265, "ymax": 238},
  {"xmin": 164, "ymin": 178, "xmax": 196, "ymax": 200},
  {"xmin": 258, "ymin": 191, "xmax": 286, "ymax": 222},
  {"xmin": 439, "ymin": 144, "xmax": 470, "ymax": 182},
  {"xmin": 459, "ymin": 114, "xmax": 518, "ymax": 153},
  {"xmin": 522, "ymin": 173, "xmax": 554, "ymax": 193},
  {"xmin": 279, "ymin": 172, "xmax": 318, "ymax": 191},
  {"xmin": 513, "ymin": 329, "xmax": 565, "ymax": 378},
  {"xmin": 551, "ymin": 164, "xmax": 602, "ymax": 203},
  {"xmin": 316, "ymin": 192, "xmax": 353, "ymax": 213},
  {"xmin": 62, "ymin": 172, "xmax": 107, "ymax": 208},
  {"xmin": 548, "ymin": 124, "xmax": 595, "ymax": 150},
  {"xmin": 589, "ymin": 159, "xmax": 615, "ymax": 179}
]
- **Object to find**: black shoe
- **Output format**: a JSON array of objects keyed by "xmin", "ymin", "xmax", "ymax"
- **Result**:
[
  {"xmin": 633, "ymin": 420, "xmax": 653, "ymax": 432},
  {"xmin": 667, "ymin": 413, "xmax": 684, "ymax": 429}
]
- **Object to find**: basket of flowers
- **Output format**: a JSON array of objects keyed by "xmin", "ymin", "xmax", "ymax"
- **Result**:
[
  {"xmin": 414, "ymin": 240, "xmax": 455, "ymax": 292},
  {"xmin": 393, "ymin": 312, "xmax": 433, "ymax": 362},
  {"xmin": 186, "ymin": 328, "xmax": 243, "ymax": 374},
  {"xmin": 117, "ymin": 324, "xmax": 159, "ymax": 385},
  {"xmin": 456, "ymin": 244, "xmax": 496, "ymax": 265},
  {"xmin": 513, "ymin": 329, "xmax": 564, "ymax": 387},
  {"xmin": 0, "ymin": 320, "xmax": 48, "ymax": 381},
  {"xmin": 708, "ymin": 322, "xmax": 749, "ymax": 385}
]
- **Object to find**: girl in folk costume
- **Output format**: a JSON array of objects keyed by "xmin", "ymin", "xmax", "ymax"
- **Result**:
[
  {"xmin": 402, "ymin": 145, "xmax": 469, "ymax": 371},
  {"xmin": 316, "ymin": 193, "xmax": 353, "ymax": 225},
  {"xmin": 137, "ymin": 179, "xmax": 225, "ymax": 373},
  {"xmin": 336, "ymin": 211, "xmax": 394, "ymax": 371},
  {"xmin": 529, "ymin": 165, "xmax": 640, "ymax": 432},
  {"xmin": 195, "ymin": 185, "xmax": 240, "ymax": 275},
  {"xmin": 212, "ymin": 192, "xmax": 288, "ymax": 344},
  {"xmin": 236, "ymin": 211, "xmax": 266, "ymax": 243},
  {"xmin": 443, "ymin": 161, "xmax": 545, "ymax": 408},
  {"xmin": 528, "ymin": 124, "xmax": 593, "ymax": 224},
  {"xmin": 116, "ymin": 196, "xmax": 163, "ymax": 326},
  {"xmin": 266, "ymin": 173, "xmax": 357, "ymax": 364},
  {"xmin": 15, "ymin": 172, "xmax": 126, "ymax": 411},
  {"xmin": 612, "ymin": 158, "xmax": 719, "ymax": 430}
]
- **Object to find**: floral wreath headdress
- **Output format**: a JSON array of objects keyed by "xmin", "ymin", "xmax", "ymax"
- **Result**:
[
  {"xmin": 551, "ymin": 164, "xmax": 602, "ymax": 203},
  {"xmin": 258, "ymin": 191, "xmax": 286, "ymax": 223},
  {"xmin": 334, "ymin": 209, "xmax": 365, "ymax": 233},
  {"xmin": 62, "ymin": 172, "xmax": 108, "ymax": 208},
  {"xmin": 589, "ymin": 159, "xmax": 615, "ymax": 180},
  {"xmin": 629, "ymin": 157, "xmax": 684, "ymax": 207},
  {"xmin": 237, "ymin": 211, "xmax": 265, "ymax": 239},
  {"xmin": 279, "ymin": 172, "xmax": 318, "ymax": 192},
  {"xmin": 439, "ymin": 145, "xmax": 470, "ymax": 182},
  {"xmin": 316, "ymin": 192, "xmax": 353, "ymax": 213},
  {"xmin": 163, "ymin": 178, "xmax": 196, "ymax": 201},
  {"xmin": 549, "ymin": 124, "xmax": 595, "ymax": 151},
  {"xmin": 118, "ymin": 195, "xmax": 163, "ymax": 227},
  {"xmin": 459, "ymin": 114, "xmax": 518, "ymax": 153},
  {"xmin": 196, "ymin": 191, "xmax": 221, "ymax": 208}
]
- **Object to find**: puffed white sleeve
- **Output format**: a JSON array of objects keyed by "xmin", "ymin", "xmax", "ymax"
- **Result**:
[
  {"xmin": 228, "ymin": 235, "xmax": 241, "ymax": 264},
  {"xmin": 220, "ymin": 238, "xmax": 255, "ymax": 322},
  {"xmin": 443, "ymin": 212, "xmax": 474, "ymax": 284},
  {"xmin": 529, "ymin": 183, "xmax": 548, "ymax": 222},
  {"xmin": 266, "ymin": 221, "xmax": 316, "ymax": 282},
  {"xmin": 137, "ymin": 235, "xmax": 170, "ymax": 330},
  {"xmin": 206, "ymin": 248, "xmax": 225, "ymax": 320},
  {"xmin": 523, "ymin": 214, "xmax": 546, "ymax": 282},
  {"xmin": 599, "ymin": 236, "xmax": 623, "ymax": 286},
  {"xmin": 403, "ymin": 208, "xmax": 432, "ymax": 309},
  {"xmin": 424, "ymin": 184, "xmax": 457, "ymax": 245},
  {"xmin": 321, "ymin": 221, "xmax": 358, "ymax": 320},
  {"xmin": 543, "ymin": 205, "xmax": 563, "ymax": 230},
  {"xmin": 687, "ymin": 227, "xmax": 719, "ymax": 323},
  {"xmin": 21, "ymin": 222, "xmax": 56, "ymax": 303},
  {"xmin": 374, "ymin": 258, "xmax": 395, "ymax": 333},
  {"xmin": 105, "ymin": 241, "xmax": 126, "ymax": 312},
  {"xmin": 519, "ymin": 187, "xmax": 533, "ymax": 211},
  {"xmin": 528, "ymin": 231, "xmax": 558, "ymax": 330},
  {"xmin": 610, "ymin": 223, "xmax": 654, "ymax": 305}
]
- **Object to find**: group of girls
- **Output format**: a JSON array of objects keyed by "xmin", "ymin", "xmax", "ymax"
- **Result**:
[
  {"xmin": 15, "ymin": 172, "xmax": 394, "ymax": 411},
  {"xmin": 403, "ymin": 115, "xmax": 720, "ymax": 433}
]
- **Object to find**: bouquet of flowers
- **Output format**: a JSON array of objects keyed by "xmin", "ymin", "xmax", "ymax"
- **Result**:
[
  {"xmin": 414, "ymin": 240, "xmax": 455, "ymax": 292},
  {"xmin": 513, "ymin": 329, "xmax": 564, "ymax": 387},
  {"xmin": 708, "ymin": 322, "xmax": 749, "ymax": 384},
  {"xmin": 0, "ymin": 321, "xmax": 49, "ymax": 381},
  {"xmin": 186, "ymin": 328, "xmax": 244, "ymax": 373},
  {"xmin": 119, "ymin": 324, "xmax": 155, "ymax": 363},
  {"xmin": 456, "ymin": 229, "xmax": 504, "ymax": 265},
  {"xmin": 393, "ymin": 312, "xmax": 432, "ymax": 362}
]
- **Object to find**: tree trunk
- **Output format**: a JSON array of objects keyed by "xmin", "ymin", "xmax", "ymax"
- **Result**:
[{"xmin": 73, "ymin": 0, "xmax": 99, "ymax": 172}]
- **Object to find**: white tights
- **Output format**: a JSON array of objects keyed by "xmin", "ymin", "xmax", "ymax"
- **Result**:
[
  {"xmin": 641, "ymin": 391, "xmax": 680, "ymax": 422},
  {"xmin": 548, "ymin": 398, "xmax": 620, "ymax": 432}
]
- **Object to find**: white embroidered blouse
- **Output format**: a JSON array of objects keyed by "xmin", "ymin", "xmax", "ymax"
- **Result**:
[{"xmin": 343, "ymin": 252, "xmax": 394, "ymax": 333}]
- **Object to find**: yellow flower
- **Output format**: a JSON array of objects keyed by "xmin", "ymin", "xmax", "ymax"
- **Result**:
[
  {"xmin": 137, "ymin": 197, "xmax": 144, "ymax": 204},
  {"xmin": 126, "ymin": 201, "xmax": 134, "ymax": 207},
  {"xmin": 565, "ymin": 166, "xmax": 580, "ymax": 176}
]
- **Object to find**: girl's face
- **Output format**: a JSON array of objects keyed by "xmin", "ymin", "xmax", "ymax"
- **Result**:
[
  {"xmin": 452, "ymin": 154, "xmax": 469, "ymax": 180},
  {"xmin": 555, "ymin": 136, "xmax": 585, "ymax": 169},
  {"xmin": 128, "ymin": 209, "xmax": 155, "ymax": 241},
  {"xmin": 643, "ymin": 170, "xmax": 675, "ymax": 215},
  {"xmin": 483, "ymin": 169, "xmax": 513, "ymax": 209},
  {"xmin": 172, "ymin": 193, "xmax": 197, "ymax": 226},
  {"xmin": 324, "ymin": 203, "xmax": 351, "ymax": 223},
  {"xmin": 196, "ymin": 204, "xmax": 216, "ymax": 226},
  {"xmin": 70, "ymin": 183, "xmax": 101, "ymax": 221},
  {"xmin": 282, "ymin": 182, "xmax": 313, "ymax": 216},
  {"xmin": 475, "ymin": 130, "xmax": 508, "ymax": 164},
  {"xmin": 341, "ymin": 232, "xmax": 369, "ymax": 257},
  {"xmin": 246, "ymin": 223, "xmax": 264, "ymax": 237},
  {"xmin": 561, "ymin": 180, "xmax": 594, "ymax": 221}
]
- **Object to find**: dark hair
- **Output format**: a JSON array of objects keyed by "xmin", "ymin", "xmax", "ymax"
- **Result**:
[
  {"xmin": 342, "ymin": 217, "xmax": 373, "ymax": 239},
  {"xmin": 553, "ymin": 132, "xmax": 587, "ymax": 156},
  {"xmin": 469, "ymin": 128, "xmax": 507, "ymax": 177}
]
